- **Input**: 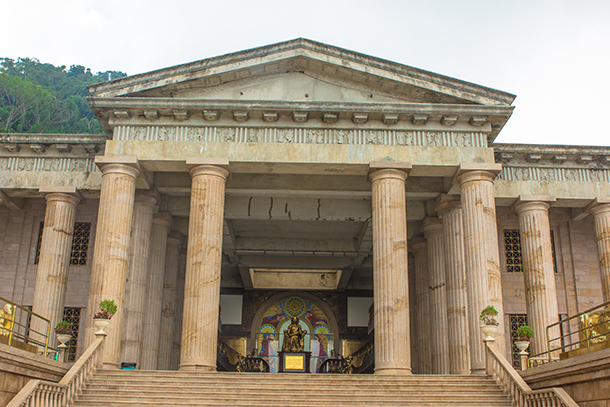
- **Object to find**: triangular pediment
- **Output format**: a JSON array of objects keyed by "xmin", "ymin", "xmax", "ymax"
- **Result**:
[{"xmin": 88, "ymin": 38, "xmax": 515, "ymax": 107}]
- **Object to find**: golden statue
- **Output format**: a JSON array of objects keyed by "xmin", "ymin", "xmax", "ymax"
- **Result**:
[
  {"xmin": 282, "ymin": 316, "xmax": 307, "ymax": 352},
  {"xmin": 0, "ymin": 304, "xmax": 14, "ymax": 336}
]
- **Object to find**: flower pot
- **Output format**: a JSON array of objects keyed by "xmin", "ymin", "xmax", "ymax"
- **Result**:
[
  {"xmin": 515, "ymin": 340, "xmax": 530, "ymax": 354},
  {"xmin": 56, "ymin": 333, "xmax": 72, "ymax": 348},
  {"xmin": 480, "ymin": 324, "xmax": 498, "ymax": 341},
  {"xmin": 93, "ymin": 318, "xmax": 111, "ymax": 334}
]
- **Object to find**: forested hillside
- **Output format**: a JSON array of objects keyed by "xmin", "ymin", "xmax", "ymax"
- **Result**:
[{"xmin": 0, "ymin": 58, "xmax": 126, "ymax": 134}]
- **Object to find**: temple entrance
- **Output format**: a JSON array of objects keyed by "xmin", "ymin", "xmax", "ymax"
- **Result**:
[{"xmin": 252, "ymin": 293, "xmax": 337, "ymax": 373}]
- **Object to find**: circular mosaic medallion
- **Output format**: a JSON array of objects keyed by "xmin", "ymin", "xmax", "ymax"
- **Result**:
[
  {"xmin": 284, "ymin": 297, "xmax": 306, "ymax": 317},
  {"xmin": 314, "ymin": 324, "xmax": 330, "ymax": 335}
]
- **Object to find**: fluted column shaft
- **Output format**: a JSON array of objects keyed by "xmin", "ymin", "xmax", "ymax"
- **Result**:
[
  {"xmin": 180, "ymin": 159, "xmax": 229, "ymax": 371},
  {"xmin": 85, "ymin": 157, "xmax": 140, "ymax": 368},
  {"xmin": 457, "ymin": 166, "xmax": 505, "ymax": 374},
  {"xmin": 369, "ymin": 163, "xmax": 412, "ymax": 375},
  {"xmin": 589, "ymin": 201, "xmax": 610, "ymax": 302},
  {"xmin": 172, "ymin": 250, "xmax": 187, "ymax": 371},
  {"xmin": 437, "ymin": 195, "xmax": 471, "ymax": 374},
  {"xmin": 158, "ymin": 233, "xmax": 182, "ymax": 370},
  {"xmin": 412, "ymin": 238, "xmax": 431, "ymax": 374},
  {"xmin": 423, "ymin": 218, "xmax": 449, "ymax": 374},
  {"xmin": 32, "ymin": 191, "xmax": 80, "ymax": 348},
  {"xmin": 141, "ymin": 213, "xmax": 173, "ymax": 370},
  {"xmin": 514, "ymin": 199, "xmax": 559, "ymax": 355},
  {"xmin": 121, "ymin": 191, "xmax": 157, "ymax": 367}
]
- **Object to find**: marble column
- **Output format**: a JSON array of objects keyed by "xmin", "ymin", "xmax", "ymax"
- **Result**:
[
  {"xmin": 412, "ymin": 237, "xmax": 431, "ymax": 374},
  {"xmin": 172, "ymin": 249, "xmax": 187, "ymax": 371},
  {"xmin": 368, "ymin": 161, "xmax": 412, "ymax": 375},
  {"xmin": 158, "ymin": 232, "xmax": 182, "ymax": 370},
  {"xmin": 423, "ymin": 217, "xmax": 449, "ymax": 374},
  {"xmin": 85, "ymin": 156, "xmax": 140, "ymax": 368},
  {"xmin": 120, "ymin": 191, "xmax": 157, "ymax": 367},
  {"xmin": 586, "ymin": 197, "xmax": 610, "ymax": 302},
  {"xmin": 513, "ymin": 196, "xmax": 560, "ymax": 356},
  {"xmin": 140, "ymin": 213, "xmax": 173, "ymax": 370},
  {"xmin": 456, "ymin": 163, "xmax": 505, "ymax": 374},
  {"xmin": 437, "ymin": 194, "xmax": 471, "ymax": 374},
  {"xmin": 180, "ymin": 158, "xmax": 230, "ymax": 371},
  {"xmin": 31, "ymin": 187, "xmax": 81, "ymax": 349}
]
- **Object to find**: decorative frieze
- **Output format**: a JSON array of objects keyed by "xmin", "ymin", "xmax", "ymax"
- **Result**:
[
  {"xmin": 114, "ymin": 125, "xmax": 488, "ymax": 147},
  {"xmin": 0, "ymin": 157, "xmax": 97, "ymax": 172},
  {"xmin": 498, "ymin": 166, "xmax": 610, "ymax": 183}
]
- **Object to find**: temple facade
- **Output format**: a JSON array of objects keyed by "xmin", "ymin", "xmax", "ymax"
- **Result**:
[{"xmin": 1, "ymin": 39, "xmax": 609, "ymax": 376}]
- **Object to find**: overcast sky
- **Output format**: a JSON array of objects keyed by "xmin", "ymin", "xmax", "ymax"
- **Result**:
[{"xmin": 3, "ymin": 0, "xmax": 609, "ymax": 146}]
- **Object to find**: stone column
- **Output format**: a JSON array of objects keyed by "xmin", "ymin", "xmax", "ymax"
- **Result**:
[
  {"xmin": 158, "ymin": 232, "xmax": 183, "ymax": 370},
  {"xmin": 172, "ymin": 249, "xmax": 187, "ymax": 371},
  {"xmin": 140, "ymin": 213, "xmax": 173, "ymax": 370},
  {"xmin": 422, "ymin": 217, "xmax": 449, "ymax": 374},
  {"xmin": 412, "ymin": 237, "xmax": 431, "ymax": 374},
  {"xmin": 586, "ymin": 197, "xmax": 610, "ymax": 302},
  {"xmin": 455, "ymin": 163, "xmax": 505, "ymax": 374},
  {"xmin": 120, "ymin": 191, "xmax": 157, "ymax": 367},
  {"xmin": 437, "ymin": 194, "xmax": 471, "ymax": 374},
  {"xmin": 85, "ymin": 156, "xmax": 140, "ymax": 368},
  {"xmin": 180, "ymin": 158, "xmax": 230, "ymax": 371},
  {"xmin": 368, "ymin": 161, "xmax": 412, "ymax": 375},
  {"xmin": 513, "ymin": 196, "xmax": 559, "ymax": 356},
  {"xmin": 31, "ymin": 187, "xmax": 81, "ymax": 348}
]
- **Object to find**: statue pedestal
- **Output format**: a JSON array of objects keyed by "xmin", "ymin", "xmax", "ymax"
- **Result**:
[{"xmin": 278, "ymin": 351, "xmax": 311, "ymax": 373}]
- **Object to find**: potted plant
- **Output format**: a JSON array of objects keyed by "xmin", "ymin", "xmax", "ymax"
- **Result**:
[
  {"xmin": 480, "ymin": 305, "xmax": 500, "ymax": 340},
  {"xmin": 514, "ymin": 325, "xmax": 534, "ymax": 353},
  {"xmin": 93, "ymin": 299, "xmax": 117, "ymax": 333},
  {"xmin": 54, "ymin": 321, "xmax": 73, "ymax": 347}
]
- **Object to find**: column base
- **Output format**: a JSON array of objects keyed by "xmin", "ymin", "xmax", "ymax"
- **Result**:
[
  {"xmin": 179, "ymin": 363, "xmax": 216, "ymax": 372},
  {"xmin": 102, "ymin": 362, "xmax": 120, "ymax": 370},
  {"xmin": 374, "ymin": 367, "xmax": 412, "ymax": 375},
  {"xmin": 470, "ymin": 368, "xmax": 486, "ymax": 375}
]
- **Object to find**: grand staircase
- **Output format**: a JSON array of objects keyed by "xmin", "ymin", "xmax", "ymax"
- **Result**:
[{"xmin": 69, "ymin": 370, "xmax": 514, "ymax": 407}]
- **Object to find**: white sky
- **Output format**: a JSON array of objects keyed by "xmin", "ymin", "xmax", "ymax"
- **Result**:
[{"xmin": 2, "ymin": 0, "xmax": 609, "ymax": 146}]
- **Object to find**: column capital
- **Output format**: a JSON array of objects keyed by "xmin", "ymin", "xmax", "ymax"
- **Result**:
[
  {"xmin": 95, "ymin": 156, "xmax": 141, "ymax": 179},
  {"xmin": 411, "ymin": 236, "xmax": 427, "ymax": 251},
  {"xmin": 186, "ymin": 158, "xmax": 230, "ymax": 180},
  {"xmin": 435, "ymin": 194, "xmax": 461, "ymax": 215},
  {"xmin": 422, "ymin": 217, "xmax": 443, "ymax": 238},
  {"xmin": 454, "ymin": 163, "xmax": 502, "ymax": 185},
  {"xmin": 584, "ymin": 197, "xmax": 610, "ymax": 216},
  {"xmin": 367, "ymin": 162, "xmax": 411, "ymax": 183},
  {"xmin": 153, "ymin": 212, "xmax": 173, "ymax": 230},
  {"xmin": 39, "ymin": 186, "xmax": 83, "ymax": 206},
  {"xmin": 167, "ymin": 232, "xmax": 184, "ymax": 247},
  {"xmin": 134, "ymin": 189, "xmax": 159, "ymax": 207},
  {"xmin": 511, "ymin": 195, "xmax": 556, "ymax": 215}
]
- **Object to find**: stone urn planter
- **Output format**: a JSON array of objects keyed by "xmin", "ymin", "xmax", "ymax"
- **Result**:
[
  {"xmin": 480, "ymin": 324, "xmax": 498, "ymax": 341},
  {"xmin": 515, "ymin": 340, "xmax": 531, "ymax": 354},
  {"xmin": 56, "ymin": 333, "xmax": 72, "ymax": 347},
  {"xmin": 93, "ymin": 318, "xmax": 111, "ymax": 334}
]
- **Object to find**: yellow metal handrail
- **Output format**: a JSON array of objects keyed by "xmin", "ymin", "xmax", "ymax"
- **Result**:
[
  {"xmin": 0, "ymin": 295, "xmax": 55, "ymax": 357},
  {"xmin": 529, "ymin": 300, "xmax": 610, "ymax": 366}
]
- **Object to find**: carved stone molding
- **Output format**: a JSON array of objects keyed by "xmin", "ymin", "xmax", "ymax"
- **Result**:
[
  {"xmin": 498, "ymin": 166, "xmax": 610, "ymax": 183},
  {"xmin": 115, "ymin": 125, "xmax": 488, "ymax": 147},
  {"xmin": 0, "ymin": 157, "xmax": 97, "ymax": 172}
]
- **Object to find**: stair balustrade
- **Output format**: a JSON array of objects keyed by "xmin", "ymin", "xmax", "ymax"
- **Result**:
[
  {"xmin": 7, "ymin": 331, "xmax": 107, "ymax": 407},
  {"xmin": 484, "ymin": 339, "xmax": 579, "ymax": 407}
]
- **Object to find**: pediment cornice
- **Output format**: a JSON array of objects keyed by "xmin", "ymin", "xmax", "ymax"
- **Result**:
[{"xmin": 87, "ymin": 39, "xmax": 515, "ymax": 107}]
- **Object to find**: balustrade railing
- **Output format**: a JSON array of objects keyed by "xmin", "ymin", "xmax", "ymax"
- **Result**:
[
  {"xmin": 485, "ymin": 339, "xmax": 578, "ymax": 407},
  {"xmin": 0, "ymin": 296, "xmax": 56, "ymax": 357},
  {"xmin": 529, "ymin": 300, "xmax": 610, "ymax": 367},
  {"xmin": 6, "ymin": 331, "xmax": 107, "ymax": 407}
]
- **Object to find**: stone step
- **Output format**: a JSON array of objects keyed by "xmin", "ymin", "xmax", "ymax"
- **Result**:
[{"xmin": 70, "ymin": 371, "xmax": 515, "ymax": 407}]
